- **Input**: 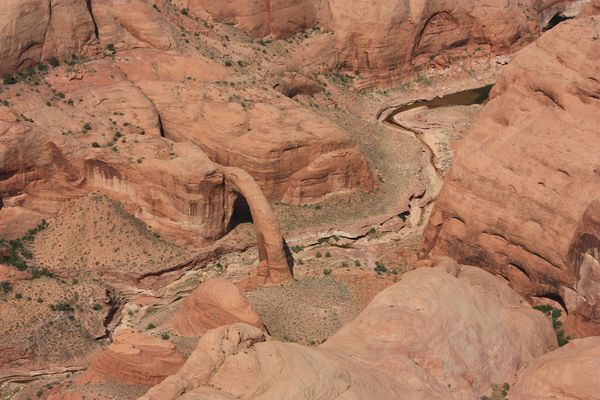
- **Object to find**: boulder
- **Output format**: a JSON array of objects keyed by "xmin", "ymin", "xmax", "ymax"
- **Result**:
[
  {"xmin": 512, "ymin": 337, "xmax": 600, "ymax": 400},
  {"xmin": 79, "ymin": 329, "xmax": 185, "ymax": 387},
  {"xmin": 174, "ymin": 279, "xmax": 263, "ymax": 336},
  {"xmin": 141, "ymin": 262, "xmax": 556, "ymax": 399}
]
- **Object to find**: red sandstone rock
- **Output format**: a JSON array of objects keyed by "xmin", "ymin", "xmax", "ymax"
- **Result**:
[
  {"xmin": 174, "ymin": 278, "xmax": 263, "ymax": 336},
  {"xmin": 0, "ymin": 0, "xmax": 97, "ymax": 75},
  {"xmin": 141, "ymin": 261, "xmax": 555, "ymax": 400},
  {"xmin": 511, "ymin": 337, "xmax": 600, "ymax": 400},
  {"xmin": 422, "ymin": 15, "xmax": 600, "ymax": 336},
  {"xmin": 79, "ymin": 329, "xmax": 185, "ymax": 387},
  {"xmin": 0, "ymin": 0, "xmax": 374, "ymax": 252},
  {"xmin": 187, "ymin": 0, "xmax": 590, "ymax": 86}
]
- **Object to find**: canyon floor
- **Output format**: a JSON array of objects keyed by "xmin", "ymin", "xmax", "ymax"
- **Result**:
[{"xmin": 1, "ymin": 1, "xmax": 599, "ymax": 399}]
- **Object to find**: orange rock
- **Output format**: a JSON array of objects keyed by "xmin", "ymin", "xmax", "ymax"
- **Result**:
[
  {"xmin": 174, "ymin": 279, "xmax": 263, "ymax": 336},
  {"xmin": 0, "ymin": 0, "xmax": 97, "ymax": 75},
  {"xmin": 142, "ymin": 261, "xmax": 556, "ymax": 400},
  {"xmin": 512, "ymin": 337, "xmax": 600, "ymax": 400},
  {"xmin": 422, "ymin": 16, "xmax": 600, "ymax": 335},
  {"xmin": 79, "ymin": 329, "xmax": 185, "ymax": 387}
]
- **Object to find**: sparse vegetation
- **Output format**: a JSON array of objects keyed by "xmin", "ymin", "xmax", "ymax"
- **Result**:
[
  {"xmin": 50, "ymin": 302, "xmax": 75, "ymax": 312},
  {"xmin": 3, "ymin": 73, "xmax": 16, "ymax": 85},
  {"xmin": 48, "ymin": 56, "xmax": 60, "ymax": 67},
  {"xmin": 0, "ymin": 219, "xmax": 48, "ymax": 271},
  {"xmin": 323, "ymin": 268, "xmax": 332, "ymax": 276},
  {"xmin": 0, "ymin": 281, "xmax": 13, "ymax": 294},
  {"xmin": 480, "ymin": 383, "xmax": 510, "ymax": 400},
  {"xmin": 291, "ymin": 245, "xmax": 304, "ymax": 253},
  {"xmin": 374, "ymin": 261, "xmax": 388, "ymax": 274},
  {"xmin": 534, "ymin": 304, "xmax": 570, "ymax": 346}
]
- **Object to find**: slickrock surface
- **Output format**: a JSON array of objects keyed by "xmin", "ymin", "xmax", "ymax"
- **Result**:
[
  {"xmin": 79, "ymin": 329, "xmax": 185, "ymax": 387},
  {"xmin": 511, "ymin": 336, "xmax": 600, "ymax": 400},
  {"xmin": 174, "ymin": 278, "xmax": 263, "ymax": 336},
  {"xmin": 141, "ymin": 260, "xmax": 556, "ymax": 400},
  {"xmin": 422, "ymin": 15, "xmax": 600, "ymax": 335}
]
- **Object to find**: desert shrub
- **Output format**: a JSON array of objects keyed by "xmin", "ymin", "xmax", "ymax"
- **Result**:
[
  {"xmin": 325, "ymin": 252, "xmax": 331, "ymax": 258},
  {"xmin": 480, "ymin": 383, "xmax": 510, "ymax": 400},
  {"xmin": 161, "ymin": 332, "xmax": 170, "ymax": 340},
  {"xmin": 315, "ymin": 251, "xmax": 322, "ymax": 258},
  {"xmin": 48, "ymin": 57, "xmax": 60, "ymax": 67},
  {"xmin": 323, "ymin": 268, "xmax": 332, "ymax": 276},
  {"xmin": 534, "ymin": 304, "xmax": 570, "ymax": 346},
  {"xmin": 83, "ymin": 122, "xmax": 92, "ymax": 132},
  {"xmin": 374, "ymin": 261, "xmax": 388, "ymax": 274},
  {"xmin": 50, "ymin": 302, "xmax": 74, "ymax": 312},
  {"xmin": 0, "ymin": 281, "xmax": 13, "ymax": 293},
  {"xmin": 3, "ymin": 73, "xmax": 16, "ymax": 85},
  {"xmin": 147, "ymin": 323, "xmax": 156, "ymax": 330}
]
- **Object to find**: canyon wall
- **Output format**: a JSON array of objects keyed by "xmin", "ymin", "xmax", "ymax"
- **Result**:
[{"xmin": 421, "ymin": 15, "xmax": 600, "ymax": 335}]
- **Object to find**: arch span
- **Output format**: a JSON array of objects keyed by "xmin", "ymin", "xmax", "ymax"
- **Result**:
[{"xmin": 222, "ymin": 166, "xmax": 293, "ymax": 285}]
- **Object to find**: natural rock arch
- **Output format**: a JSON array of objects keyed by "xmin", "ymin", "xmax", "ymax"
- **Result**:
[{"xmin": 221, "ymin": 166, "xmax": 293, "ymax": 285}]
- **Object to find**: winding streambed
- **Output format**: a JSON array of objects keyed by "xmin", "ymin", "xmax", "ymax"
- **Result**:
[{"xmin": 380, "ymin": 85, "xmax": 494, "ymax": 178}]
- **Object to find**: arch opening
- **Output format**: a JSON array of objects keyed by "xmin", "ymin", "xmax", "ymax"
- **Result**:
[
  {"xmin": 535, "ymin": 292, "xmax": 568, "ymax": 313},
  {"xmin": 228, "ymin": 194, "xmax": 253, "ymax": 231},
  {"xmin": 543, "ymin": 13, "xmax": 572, "ymax": 32}
]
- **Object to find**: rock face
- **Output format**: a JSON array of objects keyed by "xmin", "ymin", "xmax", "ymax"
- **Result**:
[
  {"xmin": 189, "ymin": 0, "xmax": 589, "ymax": 85},
  {"xmin": 0, "ymin": 0, "xmax": 97, "ymax": 75},
  {"xmin": 179, "ymin": 0, "xmax": 331, "ymax": 38},
  {"xmin": 511, "ymin": 337, "xmax": 600, "ymax": 400},
  {"xmin": 0, "ymin": 0, "xmax": 372, "ymax": 269},
  {"xmin": 565, "ymin": 199, "xmax": 600, "ymax": 336},
  {"xmin": 174, "ymin": 279, "xmax": 263, "ymax": 336},
  {"xmin": 421, "ymin": 16, "xmax": 600, "ymax": 335},
  {"xmin": 141, "ymin": 261, "xmax": 556, "ymax": 400},
  {"xmin": 79, "ymin": 329, "xmax": 185, "ymax": 387}
]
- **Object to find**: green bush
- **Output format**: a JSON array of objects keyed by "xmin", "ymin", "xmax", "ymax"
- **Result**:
[
  {"xmin": 50, "ymin": 302, "xmax": 74, "ymax": 312},
  {"xmin": 48, "ymin": 57, "xmax": 60, "ymax": 67},
  {"xmin": 323, "ymin": 268, "xmax": 332, "ymax": 276},
  {"xmin": 374, "ymin": 261, "xmax": 388, "ymax": 274},
  {"xmin": 147, "ymin": 323, "xmax": 156, "ymax": 330},
  {"xmin": 0, "ymin": 281, "xmax": 13, "ymax": 293},
  {"xmin": 3, "ymin": 73, "xmax": 16, "ymax": 85},
  {"xmin": 534, "ymin": 304, "xmax": 570, "ymax": 346},
  {"xmin": 480, "ymin": 383, "xmax": 510, "ymax": 400}
]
